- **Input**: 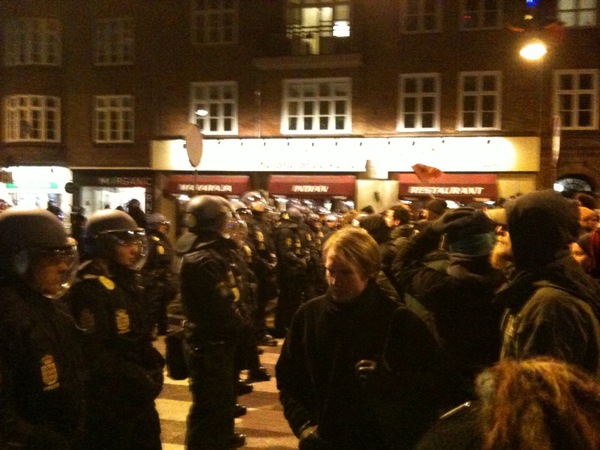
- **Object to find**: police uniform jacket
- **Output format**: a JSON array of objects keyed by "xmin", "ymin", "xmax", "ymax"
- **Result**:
[
  {"xmin": 177, "ymin": 232, "xmax": 246, "ymax": 345},
  {"xmin": 67, "ymin": 260, "xmax": 165, "ymax": 421},
  {"xmin": 0, "ymin": 283, "xmax": 86, "ymax": 449},
  {"xmin": 273, "ymin": 220, "xmax": 309, "ymax": 277}
]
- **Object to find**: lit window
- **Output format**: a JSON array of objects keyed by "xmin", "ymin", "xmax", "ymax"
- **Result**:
[
  {"xmin": 554, "ymin": 70, "xmax": 598, "ymax": 130},
  {"xmin": 190, "ymin": 82, "xmax": 238, "ymax": 135},
  {"xmin": 402, "ymin": 0, "xmax": 442, "ymax": 33},
  {"xmin": 4, "ymin": 95, "xmax": 61, "ymax": 142},
  {"xmin": 286, "ymin": 0, "xmax": 350, "ymax": 55},
  {"xmin": 398, "ymin": 74, "xmax": 440, "ymax": 131},
  {"xmin": 95, "ymin": 18, "xmax": 134, "ymax": 65},
  {"xmin": 557, "ymin": 0, "xmax": 597, "ymax": 27},
  {"xmin": 94, "ymin": 96, "xmax": 134, "ymax": 143},
  {"xmin": 458, "ymin": 72, "xmax": 502, "ymax": 130},
  {"xmin": 4, "ymin": 18, "xmax": 61, "ymax": 66},
  {"xmin": 283, "ymin": 78, "xmax": 351, "ymax": 134},
  {"xmin": 460, "ymin": 0, "xmax": 502, "ymax": 30},
  {"xmin": 191, "ymin": 0, "xmax": 238, "ymax": 45}
]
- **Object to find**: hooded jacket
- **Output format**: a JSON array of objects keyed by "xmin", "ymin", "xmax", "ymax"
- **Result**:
[{"xmin": 498, "ymin": 190, "xmax": 600, "ymax": 377}]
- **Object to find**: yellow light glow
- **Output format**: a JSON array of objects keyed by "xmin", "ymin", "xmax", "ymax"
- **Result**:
[{"xmin": 520, "ymin": 42, "xmax": 547, "ymax": 60}]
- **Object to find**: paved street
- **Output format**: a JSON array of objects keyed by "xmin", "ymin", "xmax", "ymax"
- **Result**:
[{"xmin": 154, "ymin": 337, "xmax": 298, "ymax": 449}]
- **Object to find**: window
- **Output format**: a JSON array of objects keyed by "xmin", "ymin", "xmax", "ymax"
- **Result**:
[
  {"xmin": 190, "ymin": 82, "xmax": 238, "ymax": 135},
  {"xmin": 94, "ymin": 96, "xmax": 134, "ymax": 143},
  {"xmin": 555, "ymin": 70, "xmax": 598, "ymax": 130},
  {"xmin": 4, "ymin": 18, "xmax": 61, "ymax": 66},
  {"xmin": 402, "ymin": 0, "xmax": 442, "ymax": 33},
  {"xmin": 4, "ymin": 95, "xmax": 61, "ymax": 142},
  {"xmin": 287, "ymin": 0, "xmax": 351, "ymax": 55},
  {"xmin": 557, "ymin": 0, "xmax": 598, "ymax": 27},
  {"xmin": 458, "ymin": 72, "xmax": 501, "ymax": 130},
  {"xmin": 95, "ymin": 18, "xmax": 134, "ymax": 65},
  {"xmin": 191, "ymin": 0, "xmax": 238, "ymax": 45},
  {"xmin": 398, "ymin": 74, "xmax": 440, "ymax": 131},
  {"xmin": 283, "ymin": 78, "xmax": 351, "ymax": 134},
  {"xmin": 460, "ymin": 0, "xmax": 502, "ymax": 30}
]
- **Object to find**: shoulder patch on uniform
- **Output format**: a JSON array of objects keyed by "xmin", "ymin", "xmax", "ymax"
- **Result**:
[
  {"xmin": 98, "ymin": 276, "xmax": 115, "ymax": 290},
  {"xmin": 41, "ymin": 354, "xmax": 60, "ymax": 391},
  {"xmin": 152, "ymin": 236, "xmax": 160, "ymax": 242},
  {"xmin": 78, "ymin": 308, "xmax": 95, "ymax": 331},
  {"xmin": 285, "ymin": 237, "xmax": 292, "ymax": 248},
  {"xmin": 115, "ymin": 309, "xmax": 131, "ymax": 334},
  {"xmin": 156, "ymin": 245, "xmax": 165, "ymax": 255}
]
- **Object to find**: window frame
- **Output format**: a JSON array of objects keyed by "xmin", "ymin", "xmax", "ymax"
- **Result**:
[
  {"xmin": 94, "ymin": 95, "xmax": 135, "ymax": 144},
  {"xmin": 190, "ymin": 81, "xmax": 238, "ymax": 135},
  {"xmin": 397, "ymin": 73, "xmax": 441, "ymax": 132},
  {"xmin": 554, "ymin": 69, "xmax": 598, "ymax": 130},
  {"xmin": 190, "ymin": 0, "xmax": 239, "ymax": 45},
  {"xmin": 282, "ymin": 77, "xmax": 352, "ymax": 135},
  {"xmin": 457, "ymin": 71, "xmax": 502, "ymax": 131},
  {"xmin": 459, "ymin": 0, "xmax": 503, "ymax": 30},
  {"xmin": 401, "ymin": 0, "xmax": 442, "ymax": 34},
  {"xmin": 4, "ymin": 95, "xmax": 61, "ymax": 143},
  {"xmin": 3, "ymin": 17, "xmax": 62, "ymax": 66},
  {"xmin": 557, "ymin": 0, "xmax": 598, "ymax": 27},
  {"xmin": 94, "ymin": 17, "xmax": 135, "ymax": 66}
]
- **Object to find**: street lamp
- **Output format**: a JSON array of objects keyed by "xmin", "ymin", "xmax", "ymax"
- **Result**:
[{"xmin": 520, "ymin": 40, "xmax": 547, "ymax": 61}]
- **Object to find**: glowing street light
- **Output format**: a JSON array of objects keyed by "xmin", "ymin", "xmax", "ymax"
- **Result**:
[{"xmin": 520, "ymin": 40, "xmax": 547, "ymax": 61}]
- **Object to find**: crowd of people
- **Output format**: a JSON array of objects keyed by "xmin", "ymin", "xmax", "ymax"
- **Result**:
[{"xmin": 3, "ymin": 188, "xmax": 600, "ymax": 449}]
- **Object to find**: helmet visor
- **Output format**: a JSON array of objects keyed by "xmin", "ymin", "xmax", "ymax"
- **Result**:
[
  {"xmin": 29, "ymin": 239, "xmax": 79, "ymax": 299},
  {"xmin": 108, "ymin": 230, "xmax": 148, "ymax": 270}
]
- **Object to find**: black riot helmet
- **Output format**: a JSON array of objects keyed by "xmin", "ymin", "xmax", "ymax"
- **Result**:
[
  {"xmin": 183, "ymin": 195, "xmax": 235, "ymax": 234},
  {"xmin": 241, "ymin": 190, "xmax": 268, "ymax": 213},
  {"xmin": 147, "ymin": 212, "xmax": 170, "ymax": 232},
  {"xmin": 0, "ymin": 209, "xmax": 78, "ymax": 299},
  {"xmin": 84, "ymin": 209, "xmax": 148, "ymax": 270}
]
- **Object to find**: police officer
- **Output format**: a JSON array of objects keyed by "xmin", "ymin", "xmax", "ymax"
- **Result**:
[
  {"xmin": 144, "ymin": 213, "xmax": 177, "ymax": 336},
  {"xmin": 273, "ymin": 206, "xmax": 310, "ymax": 337},
  {"xmin": 175, "ymin": 195, "xmax": 247, "ymax": 449},
  {"xmin": 0, "ymin": 209, "xmax": 85, "ymax": 449},
  {"xmin": 67, "ymin": 209, "xmax": 165, "ymax": 450},
  {"xmin": 240, "ymin": 191, "xmax": 279, "ymax": 346}
]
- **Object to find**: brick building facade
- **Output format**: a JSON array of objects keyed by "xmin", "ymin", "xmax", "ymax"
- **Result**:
[{"xmin": 1, "ymin": 0, "xmax": 599, "ymax": 222}]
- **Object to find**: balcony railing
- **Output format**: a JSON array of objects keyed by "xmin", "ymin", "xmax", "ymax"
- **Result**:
[{"xmin": 286, "ymin": 24, "xmax": 349, "ymax": 55}]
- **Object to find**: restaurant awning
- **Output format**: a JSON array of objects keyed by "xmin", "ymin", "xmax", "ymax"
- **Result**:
[
  {"xmin": 268, "ymin": 175, "xmax": 356, "ymax": 197},
  {"xmin": 397, "ymin": 173, "xmax": 498, "ymax": 199},
  {"xmin": 164, "ymin": 175, "xmax": 251, "ymax": 196}
]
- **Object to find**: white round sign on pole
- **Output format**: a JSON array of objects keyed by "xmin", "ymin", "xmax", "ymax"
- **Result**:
[{"xmin": 185, "ymin": 123, "xmax": 203, "ymax": 169}]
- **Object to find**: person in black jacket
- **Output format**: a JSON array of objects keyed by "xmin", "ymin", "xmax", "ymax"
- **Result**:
[
  {"xmin": 144, "ymin": 213, "xmax": 177, "ymax": 336},
  {"xmin": 490, "ymin": 190, "xmax": 600, "ymax": 377},
  {"xmin": 272, "ymin": 207, "xmax": 310, "ymax": 337},
  {"xmin": 175, "ymin": 195, "xmax": 247, "ymax": 449},
  {"xmin": 67, "ymin": 209, "xmax": 165, "ymax": 450},
  {"xmin": 0, "ymin": 209, "xmax": 85, "ymax": 450},
  {"xmin": 276, "ymin": 227, "xmax": 462, "ymax": 450},
  {"xmin": 392, "ymin": 208, "xmax": 504, "ymax": 387}
]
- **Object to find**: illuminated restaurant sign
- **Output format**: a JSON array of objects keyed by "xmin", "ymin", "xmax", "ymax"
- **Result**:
[
  {"xmin": 269, "ymin": 175, "xmax": 356, "ymax": 197},
  {"xmin": 165, "ymin": 175, "xmax": 250, "ymax": 195},
  {"xmin": 398, "ymin": 173, "xmax": 498, "ymax": 198}
]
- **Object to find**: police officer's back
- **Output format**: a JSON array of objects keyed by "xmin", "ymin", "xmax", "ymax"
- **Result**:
[{"xmin": 175, "ymin": 195, "xmax": 247, "ymax": 449}]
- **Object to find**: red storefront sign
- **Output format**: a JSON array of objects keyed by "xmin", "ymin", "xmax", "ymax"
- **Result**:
[
  {"xmin": 268, "ymin": 175, "xmax": 356, "ymax": 197},
  {"xmin": 398, "ymin": 173, "xmax": 498, "ymax": 198},
  {"xmin": 165, "ymin": 175, "xmax": 251, "ymax": 195}
]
